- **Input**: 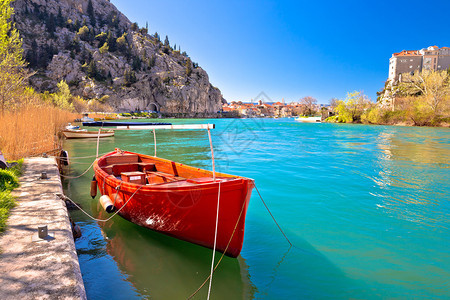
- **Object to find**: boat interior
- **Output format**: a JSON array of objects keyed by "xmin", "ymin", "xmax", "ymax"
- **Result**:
[{"xmin": 99, "ymin": 153, "xmax": 236, "ymax": 187}]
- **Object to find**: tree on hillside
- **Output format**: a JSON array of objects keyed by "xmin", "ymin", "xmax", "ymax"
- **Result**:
[
  {"xmin": 56, "ymin": 7, "xmax": 64, "ymax": 27},
  {"xmin": 164, "ymin": 35, "xmax": 170, "ymax": 47},
  {"xmin": 106, "ymin": 31, "xmax": 116, "ymax": 52},
  {"xmin": 397, "ymin": 70, "xmax": 450, "ymax": 113},
  {"xmin": 185, "ymin": 58, "xmax": 192, "ymax": 76},
  {"xmin": 95, "ymin": 32, "xmax": 107, "ymax": 45},
  {"xmin": 46, "ymin": 13, "xmax": 56, "ymax": 38},
  {"xmin": 87, "ymin": 0, "xmax": 96, "ymax": 27},
  {"xmin": 299, "ymin": 96, "xmax": 318, "ymax": 116},
  {"xmin": 99, "ymin": 42, "xmax": 109, "ymax": 54},
  {"xmin": 0, "ymin": 0, "xmax": 29, "ymax": 112},
  {"xmin": 77, "ymin": 25, "xmax": 91, "ymax": 41},
  {"xmin": 52, "ymin": 80, "xmax": 73, "ymax": 111},
  {"xmin": 116, "ymin": 33, "xmax": 128, "ymax": 52}
]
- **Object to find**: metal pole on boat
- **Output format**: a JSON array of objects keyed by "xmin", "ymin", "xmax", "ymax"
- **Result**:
[
  {"xmin": 207, "ymin": 126, "xmax": 216, "ymax": 181},
  {"xmin": 153, "ymin": 129, "xmax": 157, "ymax": 157},
  {"xmin": 96, "ymin": 128, "xmax": 101, "ymax": 158}
]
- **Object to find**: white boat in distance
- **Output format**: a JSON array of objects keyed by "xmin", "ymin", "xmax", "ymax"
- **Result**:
[
  {"xmin": 295, "ymin": 116, "xmax": 322, "ymax": 123},
  {"xmin": 62, "ymin": 129, "xmax": 115, "ymax": 139}
]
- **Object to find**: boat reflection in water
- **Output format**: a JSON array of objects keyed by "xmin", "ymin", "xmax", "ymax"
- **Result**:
[{"xmin": 94, "ymin": 202, "xmax": 256, "ymax": 299}]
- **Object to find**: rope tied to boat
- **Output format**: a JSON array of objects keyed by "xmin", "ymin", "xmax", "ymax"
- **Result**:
[
  {"xmin": 187, "ymin": 181, "xmax": 250, "ymax": 299},
  {"xmin": 188, "ymin": 182, "xmax": 293, "ymax": 299},
  {"xmin": 53, "ymin": 152, "xmax": 110, "ymax": 160},
  {"xmin": 207, "ymin": 180, "xmax": 221, "ymax": 299},
  {"xmin": 55, "ymin": 184, "xmax": 143, "ymax": 223},
  {"xmin": 255, "ymin": 184, "xmax": 293, "ymax": 247},
  {"xmin": 59, "ymin": 159, "xmax": 96, "ymax": 179},
  {"xmin": 112, "ymin": 182, "xmax": 124, "ymax": 206}
]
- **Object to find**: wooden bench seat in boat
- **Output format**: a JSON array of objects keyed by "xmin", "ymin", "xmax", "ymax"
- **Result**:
[
  {"xmin": 145, "ymin": 171, "xmax": 185, "ymax": 185},
  {"xmin": 103, "ymin": 163, "xmax": 156, "ymax": 176},
  {"xmin": 105, "ymin": 153, "xmax": 139, "ymax": 165}
]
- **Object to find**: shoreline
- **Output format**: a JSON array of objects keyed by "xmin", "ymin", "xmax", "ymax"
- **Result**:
[{"xmin": 0, "ymin": 157, "xmax": 86, "ymax": 299}]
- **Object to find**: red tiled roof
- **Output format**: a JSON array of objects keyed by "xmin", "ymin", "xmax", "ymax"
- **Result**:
[{"xmin": 393, "ymin": 50, "xmax": 421, "ymax": 56}]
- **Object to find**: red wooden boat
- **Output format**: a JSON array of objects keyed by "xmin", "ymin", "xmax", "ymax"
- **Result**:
[{"xmin": 93, "ymin": 149, "xmax": 254, "ymax": 257}]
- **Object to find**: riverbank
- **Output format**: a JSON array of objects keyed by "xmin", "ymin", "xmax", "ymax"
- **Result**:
[{"xmin": 0, "ymin": 157, "xmax": 86, "ymax": 299}]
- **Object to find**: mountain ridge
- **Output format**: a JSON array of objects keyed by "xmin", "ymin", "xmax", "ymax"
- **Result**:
[{"xmin": 12, "ymin": 0, "xmax": 225, "ymax": 115}]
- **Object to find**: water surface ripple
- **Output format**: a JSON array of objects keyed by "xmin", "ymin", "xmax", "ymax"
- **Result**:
[{"xmin": 64, "ymin": 119, "xmax": 449, "ymax": 299}]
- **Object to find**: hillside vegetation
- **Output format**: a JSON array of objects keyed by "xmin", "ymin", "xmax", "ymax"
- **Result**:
[
  {"xmin": 12, "ymin": 0, "xmax": 224, "ymax": 115},
  {"xmin": 327, "ymin": 70, "xmax": 450, "ymax": 127}
]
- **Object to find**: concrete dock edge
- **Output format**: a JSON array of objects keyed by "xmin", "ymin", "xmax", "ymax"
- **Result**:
[{"xmin": 0, "ymin": 157, "xmax": 86, "ymax": 299}]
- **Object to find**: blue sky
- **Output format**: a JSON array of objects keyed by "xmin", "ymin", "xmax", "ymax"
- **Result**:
[{"xmin": 111, "ymin": 0, "xmax": 450, "ymax": 104}]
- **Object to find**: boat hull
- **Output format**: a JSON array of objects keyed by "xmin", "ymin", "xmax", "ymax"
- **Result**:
[
  {"xmin": 94, "ymin": 150, "xmax": 254, "ymax": 257},
  {"xmin": 62, "ymin": 130, "xmax": 114, "ymax": 139},
  {"xmin": 295, "ymin": 117, "xmax": 322, "ymax": 123}
]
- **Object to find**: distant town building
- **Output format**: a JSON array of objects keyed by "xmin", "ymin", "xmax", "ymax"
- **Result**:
[{"xmin": 388, "ymin": 46, "xmax": 450, "ymax": 81}]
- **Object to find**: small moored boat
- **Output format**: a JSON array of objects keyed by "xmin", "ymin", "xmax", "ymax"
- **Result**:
[
  {"xmin": 62, "ymin": 129, "xmax": 115, "ymax": 139},
  {"xmin": 93, "ymin": 149, "xmax": 254, "ymax": 257},
  {"xmin": 295, "ymin": 116, "xmax": 322, "ymax": 123},
  {"xmin": 65, "ymin": 123, "xmax": 80, "ymax": 130}
]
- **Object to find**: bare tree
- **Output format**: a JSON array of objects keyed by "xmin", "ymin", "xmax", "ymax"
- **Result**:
[
  {"xmin": 299, "ymin": 96, "xmax": 318, "ymax": 116},
  {"xmin": 329, "ymin": 97, "xmax": 339, "ymax": 111}
]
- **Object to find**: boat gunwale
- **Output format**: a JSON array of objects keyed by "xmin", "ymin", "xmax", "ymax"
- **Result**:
[{"xmin": 94, "ymin": 150, "xmax": 254, "ymax": 193}]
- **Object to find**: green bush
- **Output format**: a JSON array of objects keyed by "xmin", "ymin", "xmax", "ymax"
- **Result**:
[
  {"xmin": 324, "ymin": 116, "xmax": 338, "ymax": 122},
  {"xmin": 0, "ymin": 191, "xmax": 15, "ymax": 210},
  {"xmin": 0, "ymin": 159, "xmax": 22, "ymax": 233},
  {"xmin": 0, "ymin": 207, "xmax": 9, "ymax": 232},
  {"xmin": 0, "ymin": 169, "xmax": 19, "ymax": 190}
]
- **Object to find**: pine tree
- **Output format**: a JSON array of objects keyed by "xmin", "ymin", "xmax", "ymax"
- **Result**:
[
  {"xmin": 164, "ymin": 35, "xmax": 169, "ymax": 47},
  {"xmin": 87, "ymin": 0, "xmax": 96, "ymax": 27},
  {"xmin": 47, "ymin": 13, "xmax": 56, "ymax": 38},
  {"xmin": 185, "ymin": 58, "xmax": 192, "ymax": 76},
  {"xmin": 86, "ymin": 60, "xmax": 98, "ymax": 78},
  {"xmin": 148, "ymin": 55, "xmax": 156, "ymax": 69},
  {"xmin": 26, "ymin": 40, "xmax": 38, "ymax": 68},
  {"xmin": 116, "ymin": 33, "xmax": 128, "ymax": 52},
  {"xmin": 106, "ymin": 31, "xmax": 116, "ymax": 52},
  {"xmin": 132, "ymin": 56, "xmax": 141, "ymax": 71},
  {"xmin": 56, "ymin": 7, "xmax": 64, "ymax": 27}
]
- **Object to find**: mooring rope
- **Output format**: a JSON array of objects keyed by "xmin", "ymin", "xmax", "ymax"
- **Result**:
[
  {"xmin": 187, "ymin": 182, "xmax": 250, "ymax": 300},
  {"xmin": 207, "ymin": 180, "xmax": 221, "ymax": 300},
  {"xmin": 254, "ymin": 184, "xmax": 293, "ymax": 247},
  {"xmin": 188, "ymin": 181, "xmax": 293, "ymax": 299},
  {"xmin": 53, "ymin": 152, "xmax": 110, "ymax": 160},
  {"xmin": 59, "ymin": 160, "xmax": 96, "ymax": 179},
  {"xmin": 55, "ymin": 184, "xmax": 143, "ymax": 223},
  {"xmin": 207, "ymin": 127, "xmax": 216, "ymax": 181}
]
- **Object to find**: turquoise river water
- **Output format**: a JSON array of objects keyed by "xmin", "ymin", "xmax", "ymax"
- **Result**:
[{"xmin": 63, "ymin": 118, "xmax": 449, "ymax": 299}]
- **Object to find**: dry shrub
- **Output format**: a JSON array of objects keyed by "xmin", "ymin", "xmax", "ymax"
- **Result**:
[
  {"xmin": 88, "ymin": 99, "xmax": 114, "ymax": 113},
  {"xmin": 0, "ymin": 104, "xmax": 79, "ymax": 160}
]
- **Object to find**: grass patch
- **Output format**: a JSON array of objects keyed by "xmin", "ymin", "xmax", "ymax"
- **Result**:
[{"xmin": 0, "ymin": 159, "xmax": 23, "ymax": 233}]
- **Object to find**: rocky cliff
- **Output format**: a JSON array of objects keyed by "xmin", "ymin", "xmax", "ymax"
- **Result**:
[{"xmin": 12, "ymin": 0, "xmax": 225, "ymax": 114}]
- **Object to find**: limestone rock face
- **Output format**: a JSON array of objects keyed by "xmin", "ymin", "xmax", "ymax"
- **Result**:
[
  {"xmin": 13, "ymin": 0, "xmax": 225, "ymax": 114},
  {"xmin": 46, "ymin": 52, "xmax": 83, "ymax": 83}
]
